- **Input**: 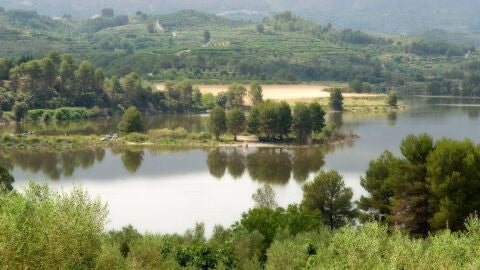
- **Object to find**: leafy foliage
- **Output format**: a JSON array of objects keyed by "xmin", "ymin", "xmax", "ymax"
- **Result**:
[
  {"xmin": 302, "ymin": 170, "xmax": 356, "ymax": 229},
  {"xmin": 117, "ymin": 107, "xmax": 144, "ymax": 134},
  {"xmin": 226, "ymin": 108, "xmax": 246, "ymax": 141},
  {"xmin": 330, "ymin": 88, "xmax": 344, "ymax": 111},
  {"xmin": 208, "ymin": 106, "xmax": 227, "ymax": 140},
  {"xmin": 0, "ymin": 183, "xmax": 107, "ymax": 269}
]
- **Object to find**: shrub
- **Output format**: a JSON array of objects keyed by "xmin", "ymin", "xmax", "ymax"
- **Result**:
[
  {"xmin": 28, "ymin": 109, "xmax": 45, "ymax": 122},
  {"xmin": 188, "ymin": 132, "xmax": 213, "ymax": 141},
  {"xmin": 265, "ymin": 239, "xmax": 310, "ymax": 269},
  {"xmin": 0, "ymin": 183, "xmax": 107, "ymax": 269},
  {"xmin": 124, "ymin": 133, "xmax": 149, "ymax": 143},
  {"xmin": 118, "ymin": 107, "xmax": 144, "ymax": 134},
  {"xmin": 148, "ymin": 128, "xmax": 188, "ymax": 141}
]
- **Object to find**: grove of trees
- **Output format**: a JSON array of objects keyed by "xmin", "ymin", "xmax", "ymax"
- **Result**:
[
  {"xmin": 0, "ymin": 52, "xmax": 163, "ymax": 116},
  {"xmin": 207, "ymin": 100, "xmax": 326, "ymax": 143},
  {"xmin": 359, "ymin": 134, "xmax": 480, "ymax": 236}
]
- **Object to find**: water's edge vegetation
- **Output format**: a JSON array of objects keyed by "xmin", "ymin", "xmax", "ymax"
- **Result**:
[{"xmin": 2, "ymin": 133, "xmax": 480, "ymax": 269}]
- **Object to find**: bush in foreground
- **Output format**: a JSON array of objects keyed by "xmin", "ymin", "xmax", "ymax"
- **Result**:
[
  {"xmin": 0, "ymin": 183, "xmax": 107, "ymax": 269},
  {"xmin": 2, "ymin": 182, "xmax": 480, "ymax": 269}
]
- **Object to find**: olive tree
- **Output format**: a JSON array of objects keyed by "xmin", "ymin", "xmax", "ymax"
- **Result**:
[
  {"xmin": 252, "ymin": 184, "xmax": 278, "ymax": 209},
  {"xmin": 0, "ymin": 183, "xmax": 107, "ymax": 269}
]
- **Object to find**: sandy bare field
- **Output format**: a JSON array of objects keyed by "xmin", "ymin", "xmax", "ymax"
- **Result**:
[{"xmin": 155, "ymin": 84, "xmax": 383, "ymax": 102}]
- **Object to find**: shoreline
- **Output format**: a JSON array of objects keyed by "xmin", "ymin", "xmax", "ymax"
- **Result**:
[{"xmin": 0, "ymin": 132, "xmax": 358, "ymax": 152}]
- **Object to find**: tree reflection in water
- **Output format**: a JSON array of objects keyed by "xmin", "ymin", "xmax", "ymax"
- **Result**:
[
  {"xmin": 0, "ymin": 146, "xmax": 328, "ymax": 185},
  {"xmin": 207, "ymin": 147, "xmax": 328, "ymax": 185},
  {"xmin": 121, "ymin": 149, "xmax": 145, "ymax": 174},
  {"xmin": 387, "ymin": 112, "xmax": 397, "ymax": 126},
  {"xmin": 227, "ymin": 149, "xmax": 246, "ymax": 179},
  {"xmin": 0, "ymin": 148, "xmax": 106, "ymax": 180},
  {"xmin": 207, "ymin": 148, "xmax": 228, "ymax": 179}
]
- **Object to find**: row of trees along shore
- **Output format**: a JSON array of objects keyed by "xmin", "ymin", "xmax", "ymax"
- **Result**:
[
  {"xmin": 0, "ymin": 50, "xmax": 377, "ymax": 122},
  {"xmin": 0, "ymin": 133, "xmax": 480, "ymax": 268},
  {"xmin": 208, "ymin": 101, "xmax": 327, "ymax": 143}
]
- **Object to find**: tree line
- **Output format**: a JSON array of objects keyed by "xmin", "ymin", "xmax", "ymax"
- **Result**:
[
  {"xmin": 427, "ymin": 74, "xmax": 480, "ymax": 97},
  {"xmin": 208, "ymin": 100, "xmax": 327, "ymax": 143},
  {"xmin": 0, "ymin": 52, "xmax": 163, "ymax": 115},
  {"xmin": 359, "ymin": 133, "xmax": 480, "ymax": 236},
  {"xmin": 0, "ymin": 52, "xmax": 233, "ymax": 120}
]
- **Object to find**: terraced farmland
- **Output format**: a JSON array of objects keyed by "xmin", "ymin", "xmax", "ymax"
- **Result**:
[{"xmin": 0, "ymin": 8, "xmax": 476, "ymax": 94}]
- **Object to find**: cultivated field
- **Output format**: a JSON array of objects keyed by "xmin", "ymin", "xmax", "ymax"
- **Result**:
[{"xmin": 155, "ymin": 83, "xmax": 383, "ymax": 103}]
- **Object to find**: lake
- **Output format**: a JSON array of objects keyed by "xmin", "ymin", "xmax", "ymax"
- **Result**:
[{"xmin": 1, "ymin": 97, "xmax": 480, "ymax": 235}]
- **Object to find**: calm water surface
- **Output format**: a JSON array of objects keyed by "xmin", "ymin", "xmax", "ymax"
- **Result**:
[{"xmin": 1, "ymin": 97, "xmax": 480, "ymax": 234}]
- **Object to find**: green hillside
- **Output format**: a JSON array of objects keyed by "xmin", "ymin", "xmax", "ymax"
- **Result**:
[{"xmin": 0, "ymin": 8, "xmax": 478, "ymax": 94}]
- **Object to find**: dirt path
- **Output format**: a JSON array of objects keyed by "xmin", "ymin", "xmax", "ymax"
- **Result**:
[{"xmin": 155, "ymin": 84, "xmax": 383, "ymax": 102}]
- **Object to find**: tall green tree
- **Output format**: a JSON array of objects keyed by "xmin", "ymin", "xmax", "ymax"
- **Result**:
[
  {"xmin": 216, "ymin": 92, "xmax": 228, "ymax": 109},
  {"xmin": 389, "ymin": 134, "xmax": 433, "ymax": 236},
  {"xmin": 121, "ymin": 73, "xmax": 145, "ymax": 108},
  {"xmin": 330, "ymin": 88, "xmax": 344, "ymax": 111},
  {"xmin": 302, "ymin": 170, "xmax": 356, "ymax": 229},
  {"xmin": 292, "ymin": 103, "xmax": 312, "ymax": 143},
  {"xmin": 227, "ymin": 108, "xmax": 246, "ymax": 141},
  {"xmin": 257, "ymin": 101, "xmax": 279, "ymax": 137},
  {"xmin": 175, "ymin": 80, "xmax": 193, "ymax": 111},
  {"xmin": 59, "ymin": 54, "xmax": 76, "ymax": 96},
  {"xmin": 247, "ymin": 107, "xmax": 261, "ymax": 135},
  {"xmin": 357, "ymin": 151, "xmax": 397, "ymax": 222},
  {"xmin": 309, "ymin": 102, "xmax": 326, "ymax": 134},
  {"xmin": 276, "ymin": 102, "xmax": 292, "ymax": 139},
  {"xmin": 192, "ymin": 86, "xmax": 202, "ymax": 110},
  {"xmin": 74, "ymin": 60, "xmax": 97, "ymax": 106},
  {"xmin": 249, "ymin": 82, "xmax": 263, "ymax": 106},
  {"xmin": 209, "ymin": 106, "xmax": 227, "ymax": 141},
  {"xmin": 227, "ymin": 83, "xmax": 247, "ymax": 108},
  {"xmin": 117, "ymin": 107, "xmax": 144, "ymax": 134},
  {"xmin": 41, "ymin": 58, "xmax": 57, "ymax": 87},
  {"xmin": 387, "ymin": 92, "xmax": 398, "ymax": 108},
  {"xmin": 427, "ymin": 138, "xmax": 480, "ymax": 231}
]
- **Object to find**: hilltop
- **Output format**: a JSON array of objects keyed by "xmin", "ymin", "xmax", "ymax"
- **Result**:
[
  {"xmin": 0, "ymin": 8, "xmax": 478, "ymax": 96},
  {"xmin": 1, "ymin": 0, "xmax": 480, "ymax": 33}
]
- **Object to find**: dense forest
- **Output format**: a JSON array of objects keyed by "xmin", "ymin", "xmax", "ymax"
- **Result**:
[{"xmin": 2, "ymin": 134, "xmax": 480, "ymax": 268}]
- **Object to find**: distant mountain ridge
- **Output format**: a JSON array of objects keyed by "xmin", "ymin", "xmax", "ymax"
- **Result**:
[{"xmin": 1, "ymin": 0, "xmax": 480, "ymax": 33}]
